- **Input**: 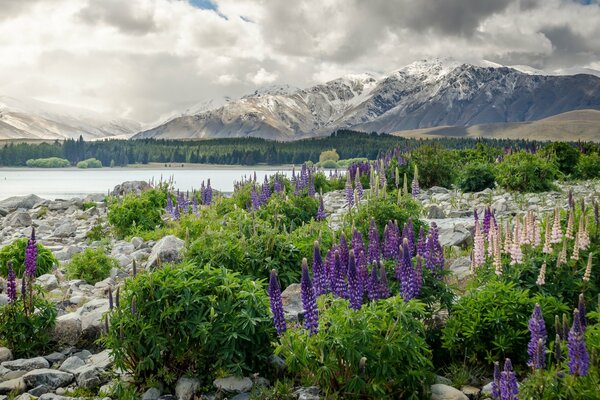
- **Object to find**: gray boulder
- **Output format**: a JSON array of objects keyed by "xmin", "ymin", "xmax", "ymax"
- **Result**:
[
  {"xmin": 58, "ymin": 356, "xmax": 85, "ymax": 374},
  {"xmin": 22, "ymin": 369, "xmax": 73, "ymax": 390},
  {"xmin": 280, "ymin": 283, "xmax": 303, "ymax": 322},
  {"xmin": 449, "ymin": 257, "xmax": 472, "ymax": 280},
  {"xmin": 142, "ymin": 387, "xmax": 161, "ymax": 400},
  {"xmin": 0, "ymin": 377, "xmax": 25, "ymax": 395},
  {"xmin": 146, "ymin": 235, "xmax": 185, "ymax": 270},
  {"xmin": 213, "ymin": 376, "xmax": 252, "ymax": 394},
  {"xmin": 5, "ymin": 209, "xmax": 32, "ymax": 228},
  {"xmin": 0, "ymin": 195, "xmax": 43, "ymax": 212},
  {"xmin": 2, "ymin": 357, "xmax": 49, "ymax": 371},
  {"xmin": 75, "ymin": 365, "xmax": 102, "ymax": 388},
  {"xmin": 111, "ymin": 181, "xmax": 150, "ymax": 196},
  {"xmin": 175, "ymin": 377, "xmax": 201, "ymax": 400},
  {"xmin": 431, "ymin": 384, "xmax": 469, "ymax": 400},
  {"xmin": 53, "ymin": 223, "xmax": 76, "ymax": 238},
  {"xmin": 293, "ymin": 387, "xmax": 320, "ymax": 400},
  {"xmin": 53, "ymin": 299, "xmax": 109, "ymax": 346},
  {"xmin": 0, "ymin": 348, "xmax": 12, "ymax": 363},
  {"xmin": 36, "ymin": 274, "xmax": 59, "ymax": 291}
]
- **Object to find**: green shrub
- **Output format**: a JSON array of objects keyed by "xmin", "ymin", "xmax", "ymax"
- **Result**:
[
  {"xmin": 276, "ymin": 296, "xmax": 434, "ymax": 398},
  {"xmin": 317, "ymin": 159, "xmax": 339, "ymax": 169},
  {"xmin": 539, "ymin": 142, "xmax": 580, "ymax": 175},
  {"xmin": 0, "ymin": 294, "xmax": 57, "ymax": 357},
  {"xmin": 107, "ymin": 188, "xmax": 167, "ymax": 237},
  {"xmin": 575, "ymin": 153, "xmax": 600, "ymax": 180},
  {"xmin": 318, "ymin": 149, "xmax": 340, "ymax": 163},
  {"xmin": 442, "ymin": 280, "xmax": 568, "ymax": 367},
  {"xmin": 65, "ymin": 248, "xmax": 118, "ymax": 284},
  {"xmin": 496, "ymin": 152, "xmax": 558, "ymax": 192},
  {"xmin": 0, "ymin": 238, "xmax": 57, "ymax": 278},
  {"xmin": 457, "ymin": 162, "xmax": 496, "ymax": 192},
  {"xmin": 25, "ymin": 157, "xmax": 70, "ymax": 168},
  {"xmin": 256, "ymin": 195, "xmax": 319, "ymax": 228},
  {"xmin": 349, "ymin": 195, "xmax": 424, "ymax": 239},
  {"xmin": 104, "ymin": 263, "xmax": 274, "ymax": 386},
  {"xmin": 411, "ymin": 145, "xmax": 457, "ymax": 188},
  {"xmin": 77, "ymin": 158, "xmax": 102, "ymax": 168}
]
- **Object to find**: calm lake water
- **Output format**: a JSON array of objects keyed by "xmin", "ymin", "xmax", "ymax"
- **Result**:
[{"xmin": 0, "ymin": 167, "xmax": 293, "ymax": 200}]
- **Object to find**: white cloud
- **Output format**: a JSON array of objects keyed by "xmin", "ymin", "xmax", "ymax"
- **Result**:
[{"xmin": 0, "ymin": 0, "xmax": 598, "ymax": 123}]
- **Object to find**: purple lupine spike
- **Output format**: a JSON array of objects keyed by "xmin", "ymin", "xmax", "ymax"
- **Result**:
[
  {"xmin": 347, "ymin": 251, "xmax": 362, "ymax": 310},
  {"xmin": 378, "ymin": 262, "xmax": 390, "ymax": 299},
  {"xmin": 312, "ymin": 241, "xmax": 327, "ymax": 296},
  {"xmin": 338, "ymin": 232, "xmax": 349, "ymax": 270},
  {"xmin": 417, "ymin": 226, "xmax": 427, "ymax": 257},
  {"xmin": 383, "ymin": 221, "xmax": 400, "ymax": 260},
  {"xmin": 332, "ymin": 251, "xmax": 347, "ymax": 298},
  {"xmin": 578, "ymin": 293, "xmax": 587, "ymax": 328},
  {"xmin": 427, "ymin": 222, "xmax": 444, "ymax": 273},
  {"xmin": 356, "ymin": 250, "xmax": 368, "ymax": 296},
  {"xmin": 205, "ymin": 179, "xmax": 212, "ymax": 205},
  {"xmin": 7, "ymin": 261, "xmax": 16, "ymax": 303},
  {"xmin": 268, "ymin": 269, "xmax": 287, "ymax": 336},
  {"xmin": 403, "ymin": 219, "xmax": 415, "ymax": 257},
  {"xmin": 261, "ymin": 179, "xmax": 271, "ymax": 203},
  {"xmin": 191, "ymin": 195, "xmax": 198, "ymax": 214},
  {"xmin": 251, "ymin": 185, "xmax": 260, "ymax": 211},
  {"xmin": 492, "ymin": 362, "xmax": 501, "ymax": 399},
  {"xmin": 398, "ymin": 239, "xmax": 418, "ymax": 301},
  {"xmin": 352, "ymin": 228, "xmax": 366, "ymax": 259},
  {"xmin": 568, "ymin": 309, "xmax": 590, "ymax": 376},
  {"xmin": 274, "ymin": 175, "xmax": 283, "ymax": 193},
  {"xmin": 499, "ymin": 358, "xmax": 518, "ymax": 400},
  {"xmin": 483, "ymin": 207, "xmax": 492, "ymax": 237},
  {"xmin": 323, "ymin": 249, "xmax": 334, "ymax": 294},
  {"xmin": 301, "ymin": 259, "xmax": 319, "ymax": 335},
  {"xmin": 345, "ymin": 174, "xmax": 354, "ymax": 208},
  {"xmin": 367, "ymin": 219, "xmax": 380, "ymax": 264},
  {"xmin": 25, "ymin": 227, "xmax": 37, "ymax": 278},
  {"xmin": 414, "ymin": 255, "xmax": 423, "ymax": 294},
  {"xmin": 293, "ymin": 179, "xmax": 300, "ymax": 196},
  {"xmin": 166, "ymin": 196, "xmax": 174, "ymax": 216},
  {"xmin": 173, "ymin": 203, "xmax": 181, "ymax": 220},
  {"xmin": 316, "ymin": 196, "xmax": 326, "ymax": 220},
  {"xmin": 527, "ymin": 303, "xmax": 547, "ymax": 369},
  {"xmin": 367, "ymin": 263, "xmax": 379, "ymax": 301},
  {"xmin": 354, "ymin": 171, "xmax": 363, "ymax": 200}
]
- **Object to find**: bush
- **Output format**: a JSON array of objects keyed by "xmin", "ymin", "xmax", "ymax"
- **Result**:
[
  {"xmin": 349, "ymin": 195, "xmax": 424, "ymax": 239},
  {"xmin": 496, "ymin": 152, "xmax": 558, "ymax": 192},
  {"xmin": 104, "ymin": 263, "xmax": 274, "ymax": 386},
  {"xmin": 65, "ymin": 248, "xmax": 119, "ymax": 284},
  {"xmin": 442, "ymin": 280, "xmax": 568, "ymax": 367},
  {"xmin": 276, "ymin": 296, "xmax": 434, "ymax": 398},
  {"xmin": 319, "ymin": 149, "xmax": 340, "ymax": 163},
  {"xmin": 76, "ymin": 158, "xmax": 102, "ymax": 168},
  {"xmin": 0, "ymin": 238, "xmax": 57, "ymax": 278},
  {"xmin": 107, "ymin": 188, "xmax": 167, "ymax": 237},
  {"xmin": 256, "ymin": 195, "xmax": 319, "ymax": 228},
  {"xmin": 25, "ymin": 157, "xmax": 70, "ymax": 168},
  {"xmin": 539, "ymin": 142, "xmax": 580, "ymax": 175},
  {"xmin": 0, "ymin": 294, "xmax": 57, "ymax": 357},
  {"xmin": 318, "ymin": 159, "xmax": 339, "ymax": 169},
  {"xmin": 574, "ymin": 153, "xmax": 600, "ymax": 180},
  {"xmin": 411, "ymin": 145, "xmax": 457, "ymax": 188},
  {"xmin": 457, "ymin": 162, "xmax": 496, "ymax": 192}
]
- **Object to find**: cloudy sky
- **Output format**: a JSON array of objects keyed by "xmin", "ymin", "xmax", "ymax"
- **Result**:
[{"xmin": 0, "ymin": 0, "xmax": 599, "ymax": 124}]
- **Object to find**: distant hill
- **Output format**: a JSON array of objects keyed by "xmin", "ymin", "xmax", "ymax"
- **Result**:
[{"xmin": 391, "ymin": 109, "xmax": 600, "ymax": 142}]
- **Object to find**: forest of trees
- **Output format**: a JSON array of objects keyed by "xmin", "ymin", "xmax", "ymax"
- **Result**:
[{"xmin": 0, "ymin": 130, "xmax": 580, "ymax": 167}]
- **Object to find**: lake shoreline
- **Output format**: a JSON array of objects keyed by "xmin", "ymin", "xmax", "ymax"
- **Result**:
[{"xmin": 0, "ymin": 162, "xmax": 296, "ymax": 171}]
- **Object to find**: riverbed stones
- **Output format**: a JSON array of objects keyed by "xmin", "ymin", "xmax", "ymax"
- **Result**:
[
  {"xmin": 431, "ymin": 384, "xmax": 469, "ymax": 400},
  {"xmin": 58, "ymin": 357, "xmax": 85, "ymax": 374},
  {"xmin": 53, "ymin": 223, "xmax": 76, "ymax": 238},
  {"xmin": 0, "ymin": 195, "xmax": 43, "ymax": 212},
  {"xmin": 175, "ymin": 377, "xmax": 201, "ymax": 400},
  {"xmin": 146, "ymin": 235, "xmax": 185, "ymax": 270},
  {"xmin": 2, "ymin": 357, "xmax": 50, "ymax": 372},
  {"xmin": 5, "ymin": 209, "xmax": 32, "ymax": 228},
  {"xmin": 0, "ymin": 377, "xmax": 26, "ymax": 395},
  {"xmin": 22, "ymin": 369, "xmax": 73, "ymax": 390},
  {"xmin": 213, "ymin": 376, "xmax": 252, "ymax": 394}
]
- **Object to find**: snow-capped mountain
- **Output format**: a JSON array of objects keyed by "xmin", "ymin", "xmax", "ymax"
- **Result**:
[
  {"xmin": 0, "ymin": 96, "xmax": 141, "ymax": 141},
  {"xmin": 133, "ymin": 59, "xmax": 600, "ymax": 141}
]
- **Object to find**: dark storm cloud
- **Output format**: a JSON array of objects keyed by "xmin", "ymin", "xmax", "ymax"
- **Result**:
[{"xmin": 77, "ymin": 0, "xmax": 158, "ymax": 35}]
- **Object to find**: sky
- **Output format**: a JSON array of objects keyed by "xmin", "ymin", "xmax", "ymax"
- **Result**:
[{"xmin": 0, "ymin": 0, "xmax": 599, "ymax": 124}]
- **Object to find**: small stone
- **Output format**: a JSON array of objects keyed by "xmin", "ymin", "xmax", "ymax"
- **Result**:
[
  {"xmin": 146, "ymin": 235, "xmax": 185, "ymax": 270},
  {"xmin": 461, "ymin": 385, "xmax": 480, "ymax": 399},
  {"xmin": 230, "ymin": 393, "xmax": 251, "ymax": 400},
  {"xmin": 28, "ymin": 384, "xmax": 50, "ymax": 397},
  {"xmin": 88, "ymin": 350, "xmax": 113, "ymax": 371},
  {"xmin": 431, "ymin": 383, "xmax": 469, "ymax": 400},
  {"xmin": 142, "ymin": 387, "xmax": 161, "ymax": 400},
  {"xmin": 0, "ymin": 348, "xmax": 12, "ymax": 363},
  {"xmin": 213, "ymin": 376, "xmax": 253, "ymax": 394},
  {"xmin": 280, "ymin": 284, "xmax": 303, "ymax": 322},
  {"xmin": 22, "ymin": 369, "xmax": 73, "ymax": 390},
  {"xmin": 0, "ymin": 378, "xmax": 25, "ymax": 395},
  {"xmin": 75, "ymin": 365, "xmax": 102, "ymax": 389},
  {"xmin": 59, "ymin": 356, "xmax": 85, "ymax": 374},
  {"xmin": 2, "ymin": 357, "xmax": 50, "ymax": 371},
  {"xmin": 293, "ymin": 386, "xmax": 320, "ymax": 400},
  {"xmin": 36, "ymin": 274, "xmax": 59, "ymax": 291},
  {"xmin": 175, "ymin": 377, "xmax": 200, "ymax": 400},
  {"xmin": 44, "ymin": 352, "xmax": 66, "ymax": 365}
]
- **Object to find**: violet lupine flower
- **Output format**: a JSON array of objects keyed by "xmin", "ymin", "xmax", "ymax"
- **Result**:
[
  {"xmin": 316, "ymin": 196, "xmax": 326, "ymax": 220},
  {"xmin": 356, "ymin": 250, "xmax": 368, "ymax": 296},
  {"xmin": 7, "ymin": 260, "xmax": 16, "ymax": 304},
  {"xmin": 367, "ymin": 219, "xmax": 381, "ymax": 264},
  {"xmin": 568, "ymin": 309, "xmax": 589, "ymax": 376},
  {"xmin": 312, "ymin": 241, "xmax": 327, "ymax": 296},
  {"xmin": 403, "ymin": 219, "xmax": 415, "ymax": 256},
  {"xmin": 301, "ymin": 259, "xmax": 319, "ymax": 335},
  {"xmin": 250, "ymin": 185, "xmax": 260, "ymax": 211},
  {"xmin": 338, "ymin": 233, "xmax": 349, "ymax": 270},
  {"xmin": 352, "ymin": 228, "xmax": 366, "ymax": 259},
  {"xmin": 383, "ymin": 222, "xmax": 399, "ymax": 260},
  {"xmin": 354, "ymin": 172, "xmax": 363, "ymax": 200},
  {"xmin": 347, "ymin": 251, "xmax": 362, "ymax": 310},
  {"xmin": 191, "ymin": 195, "xmax": 198, "ymax": 214},
  {"xmin": 345, "ymin": 174, "xmax": 354, "ymax": 208},
  {"xmin": 417, "ymin": 226, "xmax": 427, "ymax": 257},
  {"xmin": 483, "ymin": 207, "xmax": 492, "ymax": 237},
  {"xmin": 268, "ymin": 269, "xmax": 287, "ymax": 336},
  {"xmin": 293, "ymin": 179, "xmax": 300, "ymax": 196},
  {"xmin": 499, "ymin": 358, "xmax": 519, "ymax": 400},
  {"xmin": 261, "ymin": 178, "xmax": 271, "ymax": 204},
  {"xmin": 378, "ymin": 262, "xmax": 390, "ymax": 299},
  {"xmin": 578, "ymin": 293, "xmax": 587, "ymax": 328},
  {"xmin": 332, "ymin": 251, "xmax": 348, "ymax": 299},
  {"xmin": 492, "ymin": 361, "xmax": 501, "ymax": 399},
  {"xmin": 25, "ymin": 227, "xmax": 37, "ymax": 278},
  {"xmin": 165, "ymin": 196, "xmax": 174, "ymax": 216},
  {"xmin": 527, "ymin": 303, "xmax": 547, "ymax": 369},
  {"xmin": 323, "ymin": 249, "xmax": 334, "ymax": 294},
  {"xmin": 398, "ymin": 240, "xmax": 419, "ymax": 301},
  {"xmin": 274, "ymin": 175, "xmax": 283, "ymax": 193},
  {"xmin": 367, "ymin": 264, "xmax": 379, "ymax": 301}
]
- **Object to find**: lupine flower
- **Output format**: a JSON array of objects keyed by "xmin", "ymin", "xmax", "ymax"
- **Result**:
[
  {"xmin": 473, "ymin": 222, "xmax": 485, "ymax": 270},
  {"xmin": 354, "ymin": 171, "xmax": 363, "ymax": 200},
  {"xmin": 499, "ymin": 358, "xmax": 519, "ymax": 400},
  {"xmin": 274, "ymin": 175, "xmax": 283, "ymax": 193},
  {"xmin": 332, "ymin": 251, "xmax": 347, "ymax": 298},
  {"xmin": 367, "ymin": 264, "xmax": 379, "ymax": 300},
  {"xmin": 345, "ymin": 174, "xmax": 354, "ymax": 208},
  {"xmin": 191, "ymin": 195, "xmax": 198, "ymax": 214},
  {"xmin": 312, "ymin": 241, "xmax": 327, "ymax": 296},
  {"xmin": 568, "ymin": 309, "xmax": 589, "ymax": 376},
  {"xmin": 316, "ymin": 196, "xmax": 326, "ymax": 220},
  {"xmin": 492, "ymin": 361, "xmax": 501, "ymax": 399},
  {"xmin": 543, "ymin": 216, "xmax": 552, "ymax": 254},
  {"xmin": 483, "ymin": 207, "xmax": 492, "ymax": 237},
  {"xmin": 308, "ymin": 174, "xmax": 316, "ymax": 197},
  {"xmin": 583, "ymin": 253, "xmax": 593, "ymax": 282},
  {"xmin": 268, "ymin": 269, "xmax": 287, "ymax": 336},
  {"xmin": 7, "ymin": 260, "xmax": 16, "ymax": 304},
  {"xmin": 367, "ymin": 219, "xmax": 380, "ymax": 264},
  {"xmin": 411, "ymin": 165, "xmax": 420, "ymax": 197},
  {"xmin": 378, "ymin": 261, "xmax": 390, "ymax": 299},
  {"xmin": 165, "ymin": 196, "xmax": 174, "ymax": 216},
  {"xmin": 25, "ymin": 227, "xmax": 37, "ymax": 278},
  {"xmin": 301, "ymin": 259, "xmax": 319, "ymax": 335},
  {"xmin": 536, "ymin": 262, "xmax": 546, "ymax": 286},
  {"xmin": 356, "ymin": 250, "xmax": 368, "ymax": 296},
  {"xmin": 578, "ymin": 293, "xmax": 587, "ymax": 328},
  {"xmin": 527, "ymin": 304, "xmax": 547, "ymax": 369},
  {"xmin": 403, "ymin": 219, "xmax": 415, "ymax": 257},
  {"xmin": 383, "ymin": 222, "xmax": 399, "ymax": 260},
  {"xmin": 250, "ymin": 185, "xmax": 260, "ymax": 211},
  {"xmin": 338, "ymin": 233, "xmax": 349, "ymax": 271},
  {"xmin": 550, "ymin": 208, "xmax": 562, "ymax": 244},
  {"xmin": 397, "ymin": 240, "xmax": 420, "ymax": 301},
  {"xmin": 347, "ymin": 251, "xmax": 362, "ymax": 310},
  {"xmin": 417, "ymin": 226, "xmax": 426, "ymax": 257},
  {"xmin": 352, "ymin": 228, "xmax": 366, "ymax": 260},
  {"xmin": 554, "ymin": 334, "xmax": 562, "ymax": 367}
]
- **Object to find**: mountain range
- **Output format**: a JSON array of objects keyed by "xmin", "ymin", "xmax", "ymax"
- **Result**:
[{"xmin": 2, "ymin": 59, "xmax": 600, "ymax": 142}]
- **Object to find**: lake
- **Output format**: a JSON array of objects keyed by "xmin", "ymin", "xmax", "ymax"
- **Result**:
[{"xmin": 0, "ymin": 167, "xmax": 294, "ymax": 200}]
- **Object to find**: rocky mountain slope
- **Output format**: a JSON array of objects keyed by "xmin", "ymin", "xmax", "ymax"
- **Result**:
[{"xmin": 134, "ymin": 59, "xmax": 600, "ymax": 141}]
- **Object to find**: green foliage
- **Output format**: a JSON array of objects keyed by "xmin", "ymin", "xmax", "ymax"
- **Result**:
[
  {"xmin": 107, "ymin": 188, "xmax": 167, "ymax": 237},
  {"xmin": 65, "ymin": 247, "xmax": 118, "ymax": 284},
  {"xmin": 256, "ymin": 195, "xmax": 318, "ymax": 228},
  {"xmin": 318, "ymin": 149, "xmax": 340, "ymax": 163},
  {"xmin": 442, "ymin": 280, "xmax": 568, "ymax": 367},
  {"xmin": 519, "ymin": 366, "xmax": 600, "ymax": 400},
  {"xmin": 276, "ymin": 296, "xmax": 434, "ymax": 398},
  {"xmin": 539, "ymin": 142, "xmax": 581, "ymax": 175},
  {"xmin": 0, "ymin": 294, "xmax": 57, "ymax": 357},
  {"xmin": 575, "ymin": 153, "xmax": 600, "ymax": 180},
  {"xmin": 0, "ymin": 238, "xmax": 57, "ymax": 278},
  {"xmin": 25, "ymin": 157, "xmax": 70, "ymax": 168},
  {"xmin": 76, "ymin": 158, "xmax": 102, "ymax": 168},
  {"xmin": 349, "ymin": 195, "xmax": 424, "ymax": 239},
  {"xmin": 411, "ymin": 144, "xmax": 457, "ymax": 188},
  {"xmin": 496, "ymin": 152, "xmax": 559, "ymax": 192},
  {"xmin": 457, "ymin": 162, "xmax": 496, "ymax": 192},
  {"xmin": 104, "ymin": 263, "xmax": 274, "ymax": 386},
  {"xmin": 318, "ymin": 159, "xmax": 339, "ymax": 169}
]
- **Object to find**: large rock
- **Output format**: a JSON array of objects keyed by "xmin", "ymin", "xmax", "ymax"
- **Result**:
[
  {"xmin": 449, "ymin": 257, "xmax": 472, "ymax": 280},
  {"xmin": 175, "ymin": 377, "xmax": 201, "ymax": 400},
  {"xmin": 88, "ymin": 350, "xmax": 113, "ymax": 371},
  {"xmin": 0, "ymin": 195, "xmax": 43, "ymax": 212},
  {"xmin": 21, "ymin": 369, "xmax": 73, "ymax": 390},
  {"xmin": 0, "ymin": 348, "xmax": 12, "ymax": 363},
  {"xmin": 111, "ymin": 181, "xmax": 151, "ymax": 196},
  {"xmin": 293, "ymin": 387, "xmax": 320, "ymax": 400},
  {"xmin": 75, "ymin": 365, "xmax": 102, "ymax": 388},
  {"xmin": 1, "ymin": 357, "xmax": 49, "ymax": 371},
  {"xmin": 0, "ymin": 377, "xmax": 25, "ymax": 395},
  {"xmin": 36, "ymin": 274, "xmax": 59, "ymax": 291},
  {"xmin": 5, "ymin": 209, "xmax": 32, "ymax": 228},
  {"xmin": 53, "ymin": 312, "xmax": 82, "ymax": 347},
  {"xmin": 213, "ymin": 376, "xmax": 252, "ymax": 394},
  {"xmin": 429, "ymin": 218, "xmax": 474, "ymax": 247},
  {"xmin": 280, "ymin": 283, "xmax": 303, "ymax": 322},
  {"xmin": 58, "ymin": 357, "xmax": 85, "ymax": 374},
  {"xmin": 53, "ymin": 223, "xmax": 76, "ymax": 238},
  {"xmin": 146, "ymin": 235, "xmax": 185, "ymax": 270},
  {"xmin": 53, "ymin": 299, "xmax": 109, "ymax": 346},
  {"xmin": 431, "ymin": 384, "xmax": 469, "ymax": 400}
]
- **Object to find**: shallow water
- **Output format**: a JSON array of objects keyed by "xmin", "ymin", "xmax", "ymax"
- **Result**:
[{"xmin": 0, "ymin": 167, "xmax": 293, "ymax": 200}]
